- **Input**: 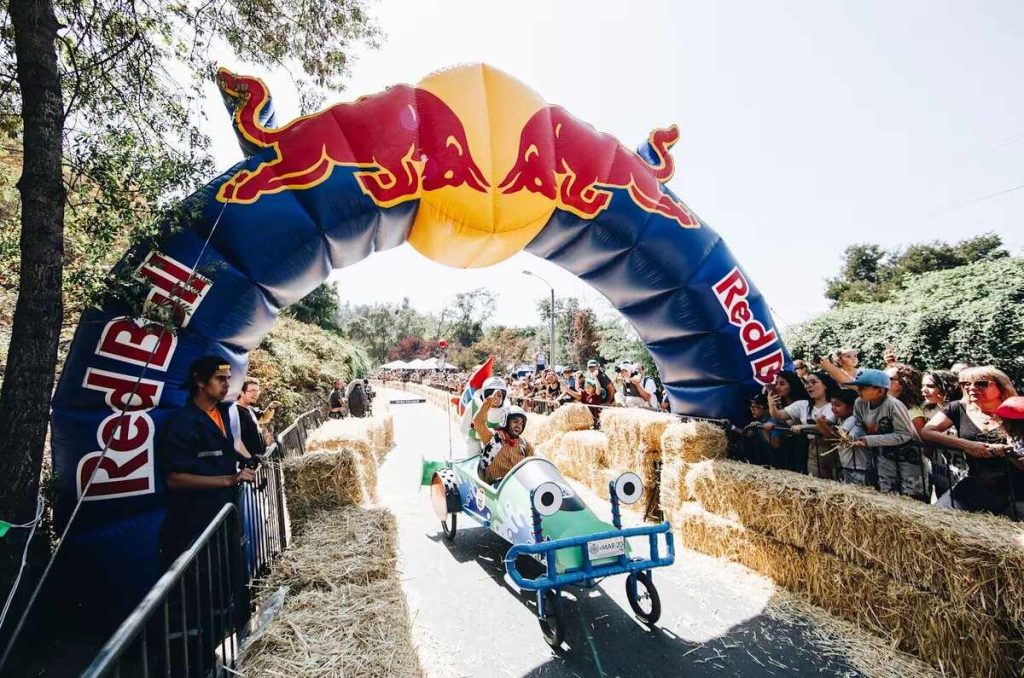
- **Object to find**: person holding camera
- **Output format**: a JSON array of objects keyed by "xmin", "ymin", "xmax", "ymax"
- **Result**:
[{"xmin": 621, "ymin": 362, "xmax": 657, "ymax": 409}]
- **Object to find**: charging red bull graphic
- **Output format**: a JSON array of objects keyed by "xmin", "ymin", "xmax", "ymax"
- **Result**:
[
  {"xmin": 51, "ymin": 63, "xmax": 787, "ymax": 613},
  {"xmin": 500, "ymin": 106, "xmax": 699, "ymax": 228},
  {"xmin": 215, "ymin": 69, "xmax": 489, "ymax": 206}
]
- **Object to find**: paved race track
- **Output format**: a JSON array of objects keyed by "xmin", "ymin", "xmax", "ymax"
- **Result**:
[{"xmin": 377, "ymin": 391, "xmax": 862, "ymax": 678}]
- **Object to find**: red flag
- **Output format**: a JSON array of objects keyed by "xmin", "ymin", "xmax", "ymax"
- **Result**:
[{"xmin": 468, "ymin": 356, "xmax": 494, "ymax": 390}]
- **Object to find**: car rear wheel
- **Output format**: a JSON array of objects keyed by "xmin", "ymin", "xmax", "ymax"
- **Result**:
[
  {"xmin": 538, "ymin": 590, "xmax": 564, "ymax": 648},
  {"xmin": 440, "ymin": 513, "xmax": 457, "ymax": 542},
  {"xmin": 626, "ymin": 571, "xmax": 661, "ymax": 625}
]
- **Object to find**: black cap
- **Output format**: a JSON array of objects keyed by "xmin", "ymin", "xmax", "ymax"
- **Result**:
[{"xmin": 182, "ymin": 355, "xmax": 231, "ymax": 388}]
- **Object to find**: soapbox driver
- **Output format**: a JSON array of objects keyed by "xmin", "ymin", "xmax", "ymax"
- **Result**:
[{"xmin": 420, "ymin": 453, "xmax": 675, "ymax": 648}]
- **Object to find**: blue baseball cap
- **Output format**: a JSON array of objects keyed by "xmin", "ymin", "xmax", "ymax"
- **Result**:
[
  {"xmin": 848, "ymin": 368, "xmax": 890, "ymax": 389},
  {"xmin": 587, "ymin": 359, "xmax": 600, "ymax": 368}
]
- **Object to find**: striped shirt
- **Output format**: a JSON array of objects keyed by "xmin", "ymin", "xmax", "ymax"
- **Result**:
[{"xmin": 479, "ymin": 434, "xmax": 533, "ymax": 484}]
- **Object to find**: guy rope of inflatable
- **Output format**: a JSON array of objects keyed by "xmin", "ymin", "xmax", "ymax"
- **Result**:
[{"xmin": 0, "ymin": 198, "xmax": 232, "ymax": 670}]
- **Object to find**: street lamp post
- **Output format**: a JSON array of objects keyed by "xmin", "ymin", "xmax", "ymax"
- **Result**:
[{"xmin": 523, "ymin": 270, "xmax": 555, "ymax": 369}]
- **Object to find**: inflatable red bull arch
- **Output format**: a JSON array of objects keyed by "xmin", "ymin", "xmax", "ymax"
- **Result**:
[{"xmin": 51, "ymin": 63, "xmax": 788, "ymax": 610}]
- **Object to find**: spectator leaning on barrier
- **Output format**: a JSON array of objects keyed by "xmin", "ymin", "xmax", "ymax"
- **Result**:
[
  {"xmin": 769, "ymin": 371, "xmax": 838, "ymax": 477},
  {"xmin": 157, "ymin": 356, "xmax": 256, "ymax": 566},
  {"xmin": 328, "ymin": 379, "xmax": 347, "ymax": 419},
  {"xmin": 763, "ymin": 371, "xmax": 810, "ymax": 473},
  {"xmin": 921, "ymin": 366, "xmax": 1020, "ymax": 517},
  {"xmin": 818, "ymin": 388, "xmax": 870, "ymax": 485},
  {"xmin": 850, "ymin": 368, "xmax": 927, "ymax": 501},
  {"xmin": 621, "ymin": 362, "xmax": 657, "ymax": 409}
]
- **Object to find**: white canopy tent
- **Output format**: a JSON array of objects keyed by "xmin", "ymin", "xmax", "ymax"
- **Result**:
[{"xmin": 378, "ymin": 359, "xmax": 410, "ymax": 370}]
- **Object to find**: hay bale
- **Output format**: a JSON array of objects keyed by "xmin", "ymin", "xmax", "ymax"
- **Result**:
[
  {"xmin": 674, "ymin": 503, "xmax": 1023, "ymax": 678},
  {"xmin": 522, "ymin": 412, "xmax": 551, "ymax": 446},
  {"xmin": 240, "ymin": 579, "xmax": 423, "ymax": 678},
  {"xmin": 601, "ymin": 409, "xmax": 676, "ymax": 466},
  {"xmin": 685, "ymin": 460, "xmax": 1024, "ymax": 631},
  {"xmin": 660, "ymin": 420, "xmax": 728, "ymax": 463},
  {"xmin": 282, "ymin": 451, "xmax": 365, "ymax": 533},
  {"xmin": 266, "ymin": 506, "xmax": 398, "ymax": 594},
  {"xmin": 306, "ymin": 435, "xmax": 378, "ymax": 503},
  {"xmin": 547, "ymin": 403, "xmax": 596, "ymax": 436},
  {"xmin": 658, "ymin": 421, "xmax": 728, "ymax": 514},
  {"xmin": 536, "ymin": 430, "xmax": 609, "ymax": 487}
]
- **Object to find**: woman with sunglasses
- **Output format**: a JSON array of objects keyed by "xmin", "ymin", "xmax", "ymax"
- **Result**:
[{"xmin": 921, "ymin": 365, "xmax": 1021, "ymax": 517}]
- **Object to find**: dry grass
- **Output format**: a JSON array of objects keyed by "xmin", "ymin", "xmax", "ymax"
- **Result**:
[
  {"xmin": 241, "ymin": 579, "xmax": 421, "ymax": 677},
  {"xmin": 282, "ymin": 451, "xmax": 366, "ymax": 534},
  {"xmin": 674, "ymin": 503, "xmax": 1024, "ymax": 678},
  {"xmin": 265, "ymin": 506, "xmax": 398, "ymax": 594},
  {"xmin": 685, "ymin": 460, "xmax": 1024, "ymax": 630}
]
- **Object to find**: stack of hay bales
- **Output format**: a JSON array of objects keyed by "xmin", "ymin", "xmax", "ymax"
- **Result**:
[
  {"xmin": 598, "ymin": 409, "xmax": 678, "ymax": 503},
  {"xmin": 242, "ymin": 505, "xmax": 422, "ymax": 677},
  {"xmin": 657, "ymin": 420, "xmax": 728, "ymax": 512},
  {"xmin": 676, "ymin": 459, "xmax": 1024, "ymax": 677},
  {"xmin": 282, "ymin": 450, "xmax": 367, "ymax": 533},
  {"xmin": 304, "ymin": 420, "xmax": 380, "ymax": 503},
  {"xmin": 537, "ymin": 430, "xmax": 610, "ymax": 489}
]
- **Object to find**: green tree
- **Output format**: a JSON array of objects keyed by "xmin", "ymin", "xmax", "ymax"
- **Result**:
[
  {"xmin": 286, "ymin": 282, "xmax": 341, "ymax": 331},
  {"xmin": 566, "ymin": 308, "xmax": 600, "ymax": 367},
  {"xmin": 469, "ymin": 326, "xmax": 534, "ymax": 371},
  {"xmin": 789, "ymin": 257, "xmax": 1024, "ymax": 384},
  {"xmin": 0, "ymin": 0, "xmax": 379, "ymax": 633},
  {"xmin": 446, "ymin": 288, "xmax": 495, "ymax": 347},
  {"xmin": 824, "ymin": 234, "xmax": 1008, "ymax": 307}
]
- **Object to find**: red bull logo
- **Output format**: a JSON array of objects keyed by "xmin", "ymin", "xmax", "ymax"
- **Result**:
[
  {"xmin": 498, "ymin": 106, "xmax": 699, "ymax": 228},
  {"xmin": 214, "ymin": 64, "xmax": 700, "ymax": 265},
  {"xmin": 215, "ymin": 69, "xmax": 489, "ymax": 206}
]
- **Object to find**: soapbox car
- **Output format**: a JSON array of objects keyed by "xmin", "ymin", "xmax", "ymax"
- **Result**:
[{"xmin": 421, "ymin": 454, "xmax": 675, "ymax": 647}]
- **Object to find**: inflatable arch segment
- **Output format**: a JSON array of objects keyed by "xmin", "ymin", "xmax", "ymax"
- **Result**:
[{"xmin": 49, "ymin": 63, "xmax": 787, "ymax": 610}]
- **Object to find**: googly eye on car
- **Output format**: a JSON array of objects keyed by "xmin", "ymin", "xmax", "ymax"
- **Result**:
[
  {"xmin": 614, "ymin": 472, "xmax": 643, "ymax": 504},
  {"xmin": 532, "ymin": 481, "xmax": 563, "ymax": 516}
]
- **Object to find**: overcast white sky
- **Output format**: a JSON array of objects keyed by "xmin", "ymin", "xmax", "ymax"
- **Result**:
[{"xmin": 205, "ymin": 0, "xmax": 1024, "ymax": 332}]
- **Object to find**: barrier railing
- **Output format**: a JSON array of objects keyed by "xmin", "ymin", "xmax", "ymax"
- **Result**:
[
  {"xmin": 82, "ymin": 407, "xmax": 325, "ymax": 677},
  {"xmin": 81, "ymin": 504, "xmax": 246, "ymax": 678},
  {"xmin": 732, "ymin": 423, "xmax": 1021, "ymax": 519}
]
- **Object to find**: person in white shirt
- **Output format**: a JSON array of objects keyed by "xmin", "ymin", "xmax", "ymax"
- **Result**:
[{"xmin": 769, "ymin": 371, "xmax": 838, "ymax": 477}]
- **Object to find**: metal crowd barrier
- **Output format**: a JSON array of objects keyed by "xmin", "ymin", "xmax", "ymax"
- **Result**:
[
  {"xmin": 732, "ymin": 423, "xmax": 1020, "ymax": 519},
  {"xmin": 82, "ymin": 407, "xmax": 326, "ymax": 677},
  {"xmin": 81, "ymin": 505, "xmax": 246, "ymax": 678}
]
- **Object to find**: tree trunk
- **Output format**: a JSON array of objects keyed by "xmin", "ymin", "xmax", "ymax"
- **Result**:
[{"xmin": 0, "ymin": 0, "xmax": 64, "ymax": 527}]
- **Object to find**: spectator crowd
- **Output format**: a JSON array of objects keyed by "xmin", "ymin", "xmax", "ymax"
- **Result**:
[
  {"xmin": 735, "ymin": 347, "xmax": 1024, "ymax": 522},
  {"xmin": 374, "ymin": 347, "xmax": 1024, "ymax": 523}
]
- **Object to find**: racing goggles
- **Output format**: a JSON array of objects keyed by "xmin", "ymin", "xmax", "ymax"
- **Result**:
[{"xmin": 483, "ymin": 388, "xmax": 507, "ymax": 398}]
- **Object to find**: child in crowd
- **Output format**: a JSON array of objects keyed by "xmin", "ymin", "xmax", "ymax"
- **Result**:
[
  {"xmin": 850, "ymin": 369, "xmax": 927, "ymax": 500},
  {"xmin": 742, "ymin": 394, "xmax": 776, "ymax": 465},
  {"xmin": 562, "ymin": 377, "xmax": 604, "ymax": 427},
  {"xmin": 817, "ymin": 389, "xmax": 869, "ymax": 485}
]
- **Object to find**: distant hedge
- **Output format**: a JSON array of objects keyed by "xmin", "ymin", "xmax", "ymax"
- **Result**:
[
  {"xmin": 248, "ymin": 316, "xmax": 371, "ymax": 428},
  {"xmin": 785, "ymin": 258, "xmax": 1024, "ymax": 386}
]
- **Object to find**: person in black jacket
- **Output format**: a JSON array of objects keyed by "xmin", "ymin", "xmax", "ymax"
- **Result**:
[
  {"xmin": 156, "ymin": 356, "xmax": 255, "ymax": 674},
  {"xmin": 347, "ymin": 378, "xmax": 369, "ymax": 418}
]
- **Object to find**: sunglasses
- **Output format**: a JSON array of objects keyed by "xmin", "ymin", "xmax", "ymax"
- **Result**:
[{"xmin": 959, "ymin": 380, "xmax": 991, "ymax": 390}]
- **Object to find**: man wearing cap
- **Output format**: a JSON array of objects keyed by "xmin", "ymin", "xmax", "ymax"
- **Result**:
[
  {"xmin": 158, "ymin": 356, "xmax": 255, "ymax": 565},
  {"xmin": 849, "ymin": 368, "xmax": 925, "ymax": 500},
  {"xmin": 587, "ymin": 359, "xmax": 616, "ymax": 406}
]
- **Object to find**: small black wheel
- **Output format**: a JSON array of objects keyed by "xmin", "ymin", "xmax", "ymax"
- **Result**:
[
  {"xmin": 626, "ymin": 571, "xmax": 661, "ymax": 625},
  {"xmin": 441, "ymin": 513, "xmax": 457, "ymax": 542},
  {"xmin": 538, "ymin": 590, "xmax": 564, "ymax": 648}
]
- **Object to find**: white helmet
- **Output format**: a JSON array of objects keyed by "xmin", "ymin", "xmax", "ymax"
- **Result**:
[
  {"xmin": 501, "ymin": 405, "xmax": 528, "ymax": 430},
  {"xmin": 482, "ymin": 377, "xmax": 508, "ymax": 397}
]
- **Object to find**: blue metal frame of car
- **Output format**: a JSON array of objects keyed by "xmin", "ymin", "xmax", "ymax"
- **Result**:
[{"xmin": 504, "ymin": 521, "xmax": 675, "ymax": 592}]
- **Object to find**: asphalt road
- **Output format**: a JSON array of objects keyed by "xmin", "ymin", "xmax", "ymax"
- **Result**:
[{"xmin": 377, "ymin": 391, "xmax": 863, "ymax": 678}]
